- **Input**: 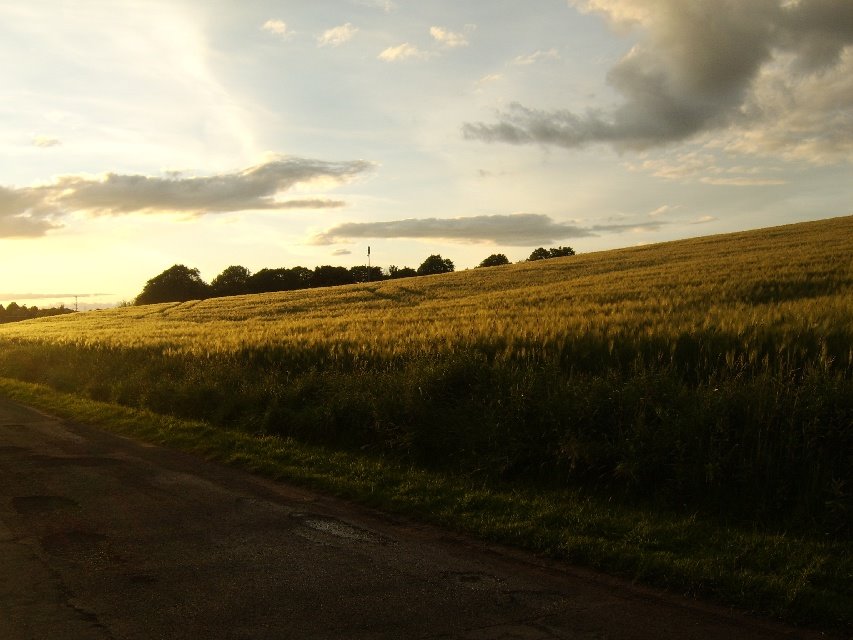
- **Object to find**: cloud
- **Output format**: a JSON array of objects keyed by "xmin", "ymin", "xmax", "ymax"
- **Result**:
[
  {"xmin": 261, "ymin": 19, "xmax": 288, "ymax": 37},
  {"xmin": 32, "ymin": 135, "xmax": 61, "ymax": 148},
  {"xmin": 625, "ymin": 150, "xmax": 788, "ymax": 185},
  {"xmin": 430, "ymin": 26, "xmax": 469, "ymax": 48},
  {"xmin": 378, "ymin": 43, "xmax": 430, "ymax": 61},
  {"xmin": 0, "ymin": 156, "xmax": 373, "ymax": 236},
  {"xmin": 691, "ymin": 215, "xmax": 717, "ymax": 224},
  {"xmin": 0, "ymin": 186, "xmax": 62, "ymax": 238},
  {"xmin": 0, "ymin": 215, "xmax": 60, "ymax": 238},
  {"xmin": 318, "ymin": 23, "xmax": 358, "ymax": 47},
  {"xmin": 312, "ymin": 213, "xmax": 663, "ymax": 246},
  {"xmin": 647, "ymin": 204, "xmax": 678, "ymax": 217},
  {"xmin": 475, "ymin": 73, "xmax": 503, "ymax": 88},
  {"xmin": 698, "ymin": 176, "xmax": 786, "ymax": 186},
  {"xmin": 331, "ymin": 249, "xmax": 353, "ymax": 256},
  {"xmin": 463, "ymin": 0, "xmax": 853, "ymax": 162},
  {"xmin": 512, "ymin": 48, "xmax": 560, "ymax": 65}
]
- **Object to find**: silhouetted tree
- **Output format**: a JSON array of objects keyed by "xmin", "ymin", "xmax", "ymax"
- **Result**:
[
  {"xmin": 310, "ymin": 265, "xmax": 353, "ymax": 288},
  {"xmin": 247, "ymin": 267, "xmax": 311, "ymax": 294},
  {"xmin": 0, "ymin": 301, "xmax": 73, "ymax": 323},
  {"xmin": 349, "ymin": 265, "xmax": 384, "ymax": 283},
  {"xmin": 210, "ymin": 265, "xmax": 252, "ymax": 297},
  {"xmin": 478, "ymin": 253, "xmax": 510, "ymax": 268},
  {"xmin": 548, "ymin": 246, "xmax": 575, "ymax": 258},
  {"xmin": 388, "ymin": 265, "xmax": 417, "ymax": 279},
  {"xmin": 135, "ymin": 265, "xmax": 210, "ymax": 305},
  {"xmin": 417, "ymin": 254, "xmax": 454, "ymax": 276},
  {"xmin": 527, "ymin": 246, "xmax": 575, "ymax": 261}
]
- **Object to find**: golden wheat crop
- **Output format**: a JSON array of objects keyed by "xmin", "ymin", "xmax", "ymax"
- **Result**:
[{"xmin": 2, "ymin": 216, "xmax": 851, "ymax": 365}]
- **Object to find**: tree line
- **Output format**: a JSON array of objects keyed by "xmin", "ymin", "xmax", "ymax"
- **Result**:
[
  {"xmin": 135, "ymin": 246, "xmax": 575, "ymax": 305},
  {"xmin": 0, "ymin": 302, "xmax": 74, "ymax": 324}
]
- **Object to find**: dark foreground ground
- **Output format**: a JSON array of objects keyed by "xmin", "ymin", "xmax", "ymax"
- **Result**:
[{"xmin": 0, "ymin": 399, "xmax": 834, "ymax": 640}]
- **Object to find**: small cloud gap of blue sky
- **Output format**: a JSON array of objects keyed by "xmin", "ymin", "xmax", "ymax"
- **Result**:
[{"xmin": 0, "ymin": 1, "xmax": 851, "ymax": 300}]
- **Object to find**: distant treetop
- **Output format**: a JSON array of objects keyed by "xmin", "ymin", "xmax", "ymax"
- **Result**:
[
  {"xmin": 478, "ymin": 253, "xmax": 510, "ymax": 268},
  {"xmin": 417, "ymin": 254, "xmax": 455, "ymax": 276},
  {"xmin": 527, "ymin": 246, "xmax": 575, "ymax": 261}
]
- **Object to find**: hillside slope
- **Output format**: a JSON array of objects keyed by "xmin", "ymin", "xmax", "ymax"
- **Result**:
[{"xmin": 1, "ymin": 215, "xmax": 851, "ymax": 533}]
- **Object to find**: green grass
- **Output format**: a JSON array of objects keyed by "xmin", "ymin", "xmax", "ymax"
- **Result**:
[{"xmin": 1, "ymin": 376, "xmax": 849, "ymax": 630}]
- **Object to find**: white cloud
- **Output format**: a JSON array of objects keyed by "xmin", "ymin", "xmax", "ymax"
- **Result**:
[
  {"xmin": 332, "ymin": 248, "xmax": 352, "ymax": 256},
  {"xmin": 625, "ymin": 150, "xmax": 788, "ymax": 186},
  {"xmin": 648, "ymin": 204, "xmax": 678, "ymax": 217},
  {"xmin": 32, "ymin": 135, "xmax": 61, "ymax": 148},
  {"xmin": 318, "ymin": 23, "xmax": 358, "ymax": 47},
  {"xmin": 378, "ymin": 43, "xmax": 430, "ymax": 61},
  {"xmin": 512, "ymin": 48, "xmax": 560, "ymax": 65},
  {"xmin": 261, "ymin": 19, "xmax": 288, "ymax": 37},
  {"xmin": 430, "ymin": 26, "xmax": 469, "ymax": 48}
]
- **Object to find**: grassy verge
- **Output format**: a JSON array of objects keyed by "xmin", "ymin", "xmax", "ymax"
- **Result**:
[{"xmin": 2, "ymin": 376, "xmax": 849, "ymax": 632}]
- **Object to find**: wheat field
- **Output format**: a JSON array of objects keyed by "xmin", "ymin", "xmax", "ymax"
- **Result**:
[{"xmin": 1, "ymin": 215, "xmax": 851, "ymax": 533}]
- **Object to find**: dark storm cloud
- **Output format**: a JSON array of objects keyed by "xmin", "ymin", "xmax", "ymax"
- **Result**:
[
  {"xmin": 463, "ymin": 0, "xmax": 853, "ymax": 154},
  {"xmin": 312, "ymin": 213, "xmax": 663, "ymax": 246}
]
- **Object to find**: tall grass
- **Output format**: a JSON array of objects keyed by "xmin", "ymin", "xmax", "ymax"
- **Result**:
[{"xmin": 1, "ymin": 216, "xmax": 851, "ymax": 535}]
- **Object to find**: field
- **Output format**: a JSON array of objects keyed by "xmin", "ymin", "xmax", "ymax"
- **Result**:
[{"xmin": 1, "ymin": 215, "xmax": 851, "ymax": 626}]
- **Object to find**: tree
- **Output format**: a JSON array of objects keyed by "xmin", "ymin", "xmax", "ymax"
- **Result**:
[
  {"xmin": 388, "ymin": 265, "xmax": 417, "ymax": 279},
  {"xmin": 349, "ymin": 265, "xmax": 384, "ymax": 283},
  {"xmin": 527, "ymin": 246, "xmax": 575, "ymax": 261},
  {"xmin": 527, "ymin": 247, "xmax": 550, "ymax": 261},
  {"xmin": 477, "ymin": 253, "xmax": 509, "ymax": 268},
  {"xmin": 210, "ymin": 265, "xmax": 251, "ymax": 297},
  {"xmin": 417, "ymin": 254, "xmax": 454, "ymax": 276},
  {"xmin": 247, "ymin": 267, "xmax": 310, "ymax": 294},
  {"xmin": 310, "ymin": 265, "xmax": 353, "ymax": 288},
  {"xmin": 135, "ymin": 265, "xmax": 210, "ymax": 305},
  {"xmin": 548, "ymin": 246, "xmax": 575, "ymax": 258}
]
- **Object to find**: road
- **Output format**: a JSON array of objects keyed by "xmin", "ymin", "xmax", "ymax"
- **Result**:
[{"xmin": 0, "ymin": 398, "xmax": 829, "ymax": 639}]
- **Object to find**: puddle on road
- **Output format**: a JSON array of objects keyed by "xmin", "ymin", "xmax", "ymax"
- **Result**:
[{"xmin": 12, "ymin": 495, "xmax": 79, "ymax": 515}]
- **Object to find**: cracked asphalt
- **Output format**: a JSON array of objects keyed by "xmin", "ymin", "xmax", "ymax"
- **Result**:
[{"xmin": 0, "ymin": 399, "xmax": 830, "ymax": 639}]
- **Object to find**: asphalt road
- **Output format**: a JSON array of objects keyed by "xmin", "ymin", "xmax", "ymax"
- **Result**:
[{"xmin": 0, "ymin": 398, "xmax": 830, "ymax": 639}]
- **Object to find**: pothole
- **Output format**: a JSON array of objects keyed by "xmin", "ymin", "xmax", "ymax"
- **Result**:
[
  {"xmin": 291, "ymin": 513, "xmax": 387, "ymax": 544},
  {"xmin": 12, "ymin": 495, "xmax": 79, "ymax": 515}
]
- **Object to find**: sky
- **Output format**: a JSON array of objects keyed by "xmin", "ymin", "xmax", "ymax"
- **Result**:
[{"xmin": 1, "ymin": 0, "xmax": 851, "ymax": 308}]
